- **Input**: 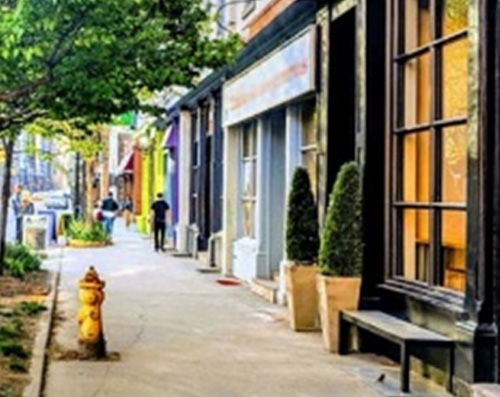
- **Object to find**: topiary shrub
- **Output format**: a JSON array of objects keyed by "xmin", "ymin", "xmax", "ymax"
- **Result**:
[
  {"xmin": 319, "ymin": 161, "xmax": 363, "ymax": 276},
  {"xmin": 286, "ymin": 167, "xmax": 319, "ymax": 263}
]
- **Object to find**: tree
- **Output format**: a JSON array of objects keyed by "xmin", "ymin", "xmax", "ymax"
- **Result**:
[
  {"xmin": 319, "ymin": 162, "xmax": 363, "ymax": 277},
  {"xmin": 285, "ymin": 167, "xmax": 319, "ymax": 263},
  {"xmin": 0, "ymin": 0, "xmax": 240, "ymax": 275}
]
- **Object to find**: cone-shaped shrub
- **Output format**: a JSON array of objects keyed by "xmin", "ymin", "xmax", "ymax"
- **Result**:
[
  {"xmin": 286, "ymin": 167, "xmax": 319, "ymax": 263},
  {"xmin": 319, "ymin": 161, "xmax": 363, "ymax": 276}
]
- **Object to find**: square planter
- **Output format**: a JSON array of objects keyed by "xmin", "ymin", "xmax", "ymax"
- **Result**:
[
  {"xmin": 317, "ymin": 274, "xmax": 361, "ymax": 352},
  {"xmin": 285, "ymin": 262, "xmax": 319, "ymax": 331}
]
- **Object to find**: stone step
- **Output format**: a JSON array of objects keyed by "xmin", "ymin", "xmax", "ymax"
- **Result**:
[
  {"xmin": 250, "ymin": 278, "xmax": 279, "ymax": 304},
  {"xmin": 472, "ymin": 385, "xmax": 500, "ymax": 397}
]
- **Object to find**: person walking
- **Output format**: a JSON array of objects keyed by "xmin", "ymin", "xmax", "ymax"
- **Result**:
[
  {"xmin": 150, "ymin": 193, "xmax": 170, "ymax": 252},
  {"xmin": 122, "ymin": 195, "xmax": 134, "ymax": 230},
  {"xmin": 101, "ymin": 192, "xmax": 119, "ymax": 237},
  {"xmin": 11, "ymin": 185, "xmax": 23, "ymax": 243}
]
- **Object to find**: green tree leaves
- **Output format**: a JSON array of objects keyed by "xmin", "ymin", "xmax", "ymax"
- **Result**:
[{"xmin": 0, "ymin": 0, "xmax": 241, "ymax": 130}]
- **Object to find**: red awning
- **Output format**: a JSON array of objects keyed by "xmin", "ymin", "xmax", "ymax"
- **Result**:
[{"xmin": 115, "ymin": 150, "xmax": 134, "ymax": 175}]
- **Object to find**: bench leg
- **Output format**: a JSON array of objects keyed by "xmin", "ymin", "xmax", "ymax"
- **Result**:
[
  {"xmin": 400, "ymin": 343, "xmax": 410, "ymax": 393},
  {"xmin": 339, "ymin": 317, "xmax": 350, "ymax": 355},
  {"xmin": 447, "ymin": 346, "xmax": 454, "ymax": 393}
]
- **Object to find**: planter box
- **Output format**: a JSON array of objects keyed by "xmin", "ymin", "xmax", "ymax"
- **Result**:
[
  {"xmin": 285, "ymin": 262, "xmax": 319, "ymax": 331},
  {"xmin": 67, "ymin": 239, "xmax": 111, "ymax": 248},
  {"xmin": 317, "ymin": 274, "xmax": 361, "ymax": 352}
]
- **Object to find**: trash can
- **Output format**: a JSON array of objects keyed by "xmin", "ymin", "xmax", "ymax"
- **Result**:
[{"xmin": 38, "ymin": 210, "xmax": 57, "ymax": 244}]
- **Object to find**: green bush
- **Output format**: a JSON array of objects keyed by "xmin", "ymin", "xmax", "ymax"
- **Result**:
[
  {"xmin": 0, "ymin": 340, "xmax": 28, "ymax": 358},
  {"xmin": 16, "ymin": 301, "xmax": 47, "ymax": 316},
  {"xmin": 5, "ymin": 244, "xmax": 42, "ymax": 279},
  {"xmin": 319, "ymin": 162, "xmax": 363, "ymax": 276},
  {"xmin": 285, "ymin": 167, "xmax": 319, "ymax": 263},
  {"xmin": 67, "ymin": 220, "xmax": 109, "ymax": 243}
]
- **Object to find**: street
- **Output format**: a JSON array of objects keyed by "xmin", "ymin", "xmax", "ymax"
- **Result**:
[{"xmin": 42, "ymin": 222, "xmax": 450, "ymax": 397}]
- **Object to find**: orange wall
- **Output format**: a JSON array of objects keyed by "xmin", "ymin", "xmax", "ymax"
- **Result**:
[{"xmin": 246, "ymin": 0, "xmax": 295, "ymax": 40}]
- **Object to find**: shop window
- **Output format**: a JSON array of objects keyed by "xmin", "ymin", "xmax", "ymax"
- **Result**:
[
  {"xmin": 241, "ymin": 122, "xmax": 257, "ymax": 238},
  {"xmin": 301, "ymin": 100, "xmax": 318, "ymax": 196},
  {"xmin": 391, "ymin": 0, "xmax": 468, "ymax": 292}
]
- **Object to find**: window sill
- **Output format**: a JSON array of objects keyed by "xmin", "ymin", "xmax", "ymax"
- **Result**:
[{"xmin": 380, "ymin": 278, "xmax": 469, "ymax": 320}]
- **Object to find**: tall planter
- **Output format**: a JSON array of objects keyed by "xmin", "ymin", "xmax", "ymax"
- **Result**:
[
  {"xmin": 286, "ymin": 262, "xmax": 319, "ymax": 331},
  {"xmin": 318, "ymin": 162, "xmax": 363, "ymax": 352},
  {"xmin": 284, "ymin": 168, "xmax": 320, "ymax": 331}
]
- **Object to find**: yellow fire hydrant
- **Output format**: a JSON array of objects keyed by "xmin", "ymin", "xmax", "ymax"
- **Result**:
[{"xmin": 78, "ymin": 266, "xmax": 106, "ymax": 359}]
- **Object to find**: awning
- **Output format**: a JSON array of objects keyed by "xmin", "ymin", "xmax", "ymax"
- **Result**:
[
  {"xmin": 162, "ymin": 122, "xmax": 179, "ymax": 149},
  {"xmin": 115, "ymin": 150, "xmax": 134, "ymax": 175}
]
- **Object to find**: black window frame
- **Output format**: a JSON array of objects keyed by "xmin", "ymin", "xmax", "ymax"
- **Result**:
[{"xmin": 389, "ymin": 0, "xmax": 469, "ymax": 290}]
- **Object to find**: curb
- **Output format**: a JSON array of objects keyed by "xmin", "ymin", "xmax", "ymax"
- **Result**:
[{"xmin": 23, "ymin": 250, "xmax": 62, "ymax": 397}]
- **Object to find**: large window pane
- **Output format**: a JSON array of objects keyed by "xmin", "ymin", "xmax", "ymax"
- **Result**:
[
  {"xmin": 242, "ymin": 160, "xmax": 256, "ymax": 197},
  {"xmin": 242, "ymin": 201, "xmax": 254, "ymax": 237},
  {"xmin": 404, "ymin": 53, "xmax": 431, "ymax": 126},
  {"xmin": 441, "ymin": 0, "xmax": 468, "ymax": 37},
  {"xmin": 403, "ymin": 132, "xmax": 430, "ymax": 202},
  {"xmin": 442, "ymin": 125, "xmax": 467, "ymax": 203},
  {"xmin": 442, "ymin": 211, "xmax": 466, "ymax": 292},
  {"xmin": 405, "ymin": 0, "xmax": 432, "ymax": 52},
  {"xmin": 402, "ymin": 209, "xmax": 430, "ymax": 282},
  {"xmin": 441, "ymin": 39, "xmax": 468, "ymax": 119}
]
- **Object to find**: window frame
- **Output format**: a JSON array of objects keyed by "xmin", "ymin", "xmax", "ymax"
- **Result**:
[{"xmin": 388, "ymin": 0, "xmax": 469, "ymax": 291}]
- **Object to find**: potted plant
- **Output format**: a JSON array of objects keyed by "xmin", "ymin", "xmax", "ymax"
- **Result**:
[
  {"xmin": 285, "ymin": 167, "xmax": 320, "ymax": 331},
  {"xmin": 318, "ymin": 161, "xmax": 363, "ymax": 352}
]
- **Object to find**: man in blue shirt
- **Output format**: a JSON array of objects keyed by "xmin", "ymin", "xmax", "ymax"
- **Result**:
[
  {"xmin": 100, "ymin": 192, "xmax": 119, "ymax": 236},
  {"xmin": 150, "ymin": 193, "xmax": 170, "ymax": 252}
]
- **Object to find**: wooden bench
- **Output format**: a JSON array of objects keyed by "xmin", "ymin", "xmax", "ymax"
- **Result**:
[{"xmin": 339, "ymin": 310, "xmax": 454, "ymax": 394}]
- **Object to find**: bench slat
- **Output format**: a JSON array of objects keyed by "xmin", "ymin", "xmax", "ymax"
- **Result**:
[{"xmin": 342, "ymin": 311, "xmax": 452, "ymax": 343}]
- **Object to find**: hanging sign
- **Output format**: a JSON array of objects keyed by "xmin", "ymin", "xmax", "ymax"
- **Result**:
[{"xmin": 224, "ymin": 27, "xmax": 316, "ymax": 127}]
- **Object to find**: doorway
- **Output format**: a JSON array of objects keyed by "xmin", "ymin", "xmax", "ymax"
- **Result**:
[{"xmin": 327, "ymin": 8, "xmax": 357, "ymax": 196}]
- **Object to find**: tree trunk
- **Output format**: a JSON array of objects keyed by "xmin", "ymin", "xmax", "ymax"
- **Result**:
[
  {"xmin": 0, "ymin": 137, "xmax": 15, "ymax": 276},
  {"xmin": 99, "ymin": 126, "xmax": 110, "ymax": 198},
  {"xmin": 84, "ymin": 158, "xmax": 95, "ymax": 224},
  {"xmin": 74, "ymin": 152, "xmax": 81, "ymax": 218}
]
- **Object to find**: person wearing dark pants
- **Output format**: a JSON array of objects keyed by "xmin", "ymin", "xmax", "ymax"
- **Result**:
[{"xmin": 150, "ymin": 193, "xmax": 170, "ymax": 252}]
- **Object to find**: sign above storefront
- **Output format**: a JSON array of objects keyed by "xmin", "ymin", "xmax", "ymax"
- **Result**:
[{"xmin": 224, "ymin": 27, "xmax": 316, "ymax": 127}]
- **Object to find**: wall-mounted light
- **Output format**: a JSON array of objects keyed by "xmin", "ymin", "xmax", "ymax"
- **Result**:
[{"xmin": 138, "ymin": 135, "xmax": 151, "ymax": 150}]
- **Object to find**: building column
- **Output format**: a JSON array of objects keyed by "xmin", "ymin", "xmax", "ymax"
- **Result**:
[
  {"xmin": 255, "ymin": 117, "xmax": 271, "ymax": 279},
  {"xmin": 277, "ymin": 104, "xmax": 302, "ymax": 304},
  {"xmin": 222, "ymin": 126, "xmax": 239, "ymax": 276},
  {"xmin": 176, "ymin": 110, "xmax": 192, "ymax": 253}
]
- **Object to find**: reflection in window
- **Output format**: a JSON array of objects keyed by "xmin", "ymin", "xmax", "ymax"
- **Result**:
[
  {"xmin": 442, "ymin": 39, "xmax": 468, "ymax": 119},
  {"xmin": 403, "ymin": 131, "xmax": 430, "ymax": 202},
  {"xmin": 301, "ymin": 100, "xmax": 318, "ymax": 196},
  {"xmin": 442, "ymin": 126, "xmax": 467, "ymax": 203},
  {"xmin": 403, "ymin": 209, "xmax": 430, "ymax": 283}
]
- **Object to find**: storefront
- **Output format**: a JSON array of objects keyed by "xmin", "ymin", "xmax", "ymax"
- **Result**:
[
  {"xmin": 172, "ymin": 70, "xmax": 226, "ymax": 262},
  {"xmin": 222, "ymin": 26, "xmax": 318, "ymax": 292},
  {"xmin": 320, "ymin": 0, "xmax": 500, "ymax": 389}
]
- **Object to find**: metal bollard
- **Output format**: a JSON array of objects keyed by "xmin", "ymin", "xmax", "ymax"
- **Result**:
[{"xmin": 78, "ymin": 266, "xmax": 106, "ymax": 359}]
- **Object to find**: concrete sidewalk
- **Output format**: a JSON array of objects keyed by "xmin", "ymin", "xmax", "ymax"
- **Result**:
[{"xmin": 44, "ymin": 222, "xmax": 450, "ymax": 397}]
